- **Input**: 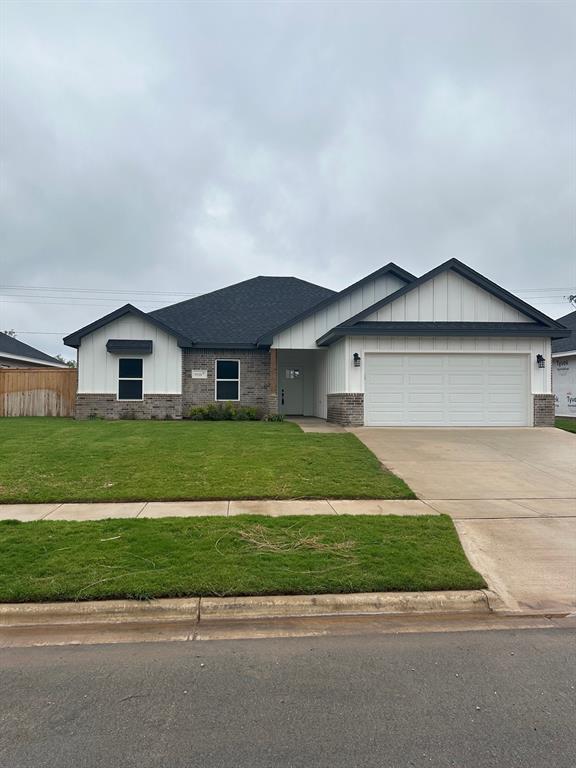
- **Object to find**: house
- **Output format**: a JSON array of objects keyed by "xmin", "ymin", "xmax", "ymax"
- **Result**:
[
  {"xmin": 0, "ymin": 332, "xmax": 68, "ymax": 369},
  {"xmin": 63, "ymin": 258, "xmax": 570, "ymax": 427},
  {"xmin": 552, "ymin": 310, "xmax": 576, "ymax": 419}
]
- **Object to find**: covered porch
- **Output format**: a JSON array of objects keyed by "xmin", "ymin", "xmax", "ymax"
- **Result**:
[{"xmin": 270, "ymin": 349, "xmax": 328, "ymax": 418}]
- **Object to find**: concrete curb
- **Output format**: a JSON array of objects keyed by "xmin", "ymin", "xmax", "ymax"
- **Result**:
[
  {"xmin": 200, "ymin": 591, "xmax": 489, "ymax": 619},
  {"xmin": 0, "ymin": 598, "xmax": 200, "ymax": 626},
  {"xmin": 0, "ymin": 591, "xmax": 489, "ymax": 628}
]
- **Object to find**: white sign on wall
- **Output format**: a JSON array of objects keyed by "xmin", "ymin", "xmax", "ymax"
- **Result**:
[
  {"xmin": 191, "ymin": 369, "xmax": 208, "ymax": 379},
  {"xmin": 553, "ymin": 356, "xmax": 576, "ymax": 417}
]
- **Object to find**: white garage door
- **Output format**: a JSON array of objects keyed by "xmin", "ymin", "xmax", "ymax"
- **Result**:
[{"xmin": 365, "ymin": 354, "xmax": 530, "ymax": 427}]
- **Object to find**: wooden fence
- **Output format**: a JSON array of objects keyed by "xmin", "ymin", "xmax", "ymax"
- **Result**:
[{"xmin": 0, "ymin": 368, "xmax": 77, "ymax": 417}]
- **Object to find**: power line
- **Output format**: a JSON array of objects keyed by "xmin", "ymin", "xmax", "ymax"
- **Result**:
[{"xmin": 0, "ymin": 284, "xmax": 202, "ymax": 296}]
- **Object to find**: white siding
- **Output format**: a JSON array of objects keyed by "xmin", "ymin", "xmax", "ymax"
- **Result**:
[
  {"xmin": 366, "ymin": 270, "xmax": 532, "ymax": 323},
  {"xmin": 78, "ymin": 315, "xmax": 182, "ymax": 394},
  {"xmin": 272, "ymin": 274, "xmax": 407, "ymax": 349},
  {"xmin": 347, "ymin": 335, "xmax": 552, "ymax": 396},
  {"xmin": 312, "ymin": 341, "xmax": 347, "ymax": 417}
]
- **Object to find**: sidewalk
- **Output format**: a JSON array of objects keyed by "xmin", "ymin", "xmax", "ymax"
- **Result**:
[{"xmin": 0, "ymin": 498, "xmax": 433, "ymax": 521}]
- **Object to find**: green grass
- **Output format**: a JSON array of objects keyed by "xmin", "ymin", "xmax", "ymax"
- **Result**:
[
  {"xmin": 556, "ymin": 417, "xmax": 576, "ymax": 434},
  {"xmin": 0, "ymin": 515, "xmax": 485, "ymax": 602},
  {"xmin": 0, "ymin": 418, "xmax": 414, "ymax": 503}
]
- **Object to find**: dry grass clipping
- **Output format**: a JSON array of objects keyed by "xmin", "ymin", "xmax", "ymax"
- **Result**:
[{"xmin": 234, "ymin": 523, "xmax": 356, "ymax": 557}]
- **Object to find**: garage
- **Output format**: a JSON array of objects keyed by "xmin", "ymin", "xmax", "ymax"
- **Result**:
[{"xmin": 364, "ymin": 353, "xmax": 531, "ymax": 427}]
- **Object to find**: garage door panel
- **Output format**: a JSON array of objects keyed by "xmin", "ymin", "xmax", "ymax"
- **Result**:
[
  {"xmin": 447, "ymin": 392, "xmax": 483, "ymax": 403},
  {"xmin": 407, "ymin": 374, "xmax": 444, "ymax": 385},
  {"xmin": 447, "ymin": 374, "xmax": 485, "ymax": 385},
  {"xmin": 365, "ymin": 354, "xmax": 529, "ymax": 427},
  {"xmin": 408, "ymin": 392, "xmax": 444, "ymax": 403}
]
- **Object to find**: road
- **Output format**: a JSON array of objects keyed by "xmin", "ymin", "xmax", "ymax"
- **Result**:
[{"xmin": 1, "ymin": 627, "xmax": 574, "ymax": 768}]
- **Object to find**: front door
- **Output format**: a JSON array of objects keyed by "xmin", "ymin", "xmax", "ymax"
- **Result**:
[{"xmin": 280, "ymin": 366, "xmax": 304, "ymax": 414}]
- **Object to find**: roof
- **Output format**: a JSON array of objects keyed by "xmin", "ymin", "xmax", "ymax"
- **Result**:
[
  {"xmin": 63, "ymin": 304, "xmax": 194, "ymax": 348},
  {"xmin": 0, "ymin": 332, "xmax": 67, "ymax": 367},
  {"xmin": 150, "ymin": 276, "xmax": 336, "ymax": 347},
  {"xmin": 317, "ymin": 322, "xmax": 571, "ymax": 346},
  {"xmin": 552, "ymin": 310, "xmax": 576, "ymax": 354},
  {"xmin": 339, "ymin": 258, "xmax": 569, "ymax": 330},
  {"xmin": 256, "ymin": 263, "xmax": 416, "ymax": 346}
]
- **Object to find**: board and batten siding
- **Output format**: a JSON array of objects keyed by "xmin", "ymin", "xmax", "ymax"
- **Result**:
[
  {"xmin": 346, "ymin": 335, "xmax": 552, "ymax": 395},
  {"xmin": 273, "ymin": 274, "xmax": 407, "ymax": 349},
  {"xmin": 365, "ymin": 270, "xmax": 532, "ymax": 323},
  {"xmin": 77, "ymin": 315, "xmax": 182, "ymax": 394},
  {"xmin": 313, "ymin": 340, "xmax": 346, "ymax": 418}
]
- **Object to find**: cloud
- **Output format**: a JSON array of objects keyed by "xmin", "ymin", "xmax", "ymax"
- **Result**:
[{"xmin": 0, "ymin": 0, "xmax": 574, "ymax": 355}]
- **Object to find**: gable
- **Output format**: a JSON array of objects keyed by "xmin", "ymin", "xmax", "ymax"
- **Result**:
[
  {"xmin": 363, "ymin": 269, "xmax": 533, "ymax": 323},
  {"xmin": 64, "ymin": 304, "xmax": 192, "ymax": 348},
  {"xmin": 271, "ymin": 267, "xmax": 413, "ymax": 349},
  {"xmin": 76, "ymin": 312, "xmax": 182, "ymax": 395}
]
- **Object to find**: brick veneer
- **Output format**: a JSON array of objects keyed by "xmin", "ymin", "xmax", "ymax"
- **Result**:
[
  {"xmin": 327, "ymin": 393, "xmax": 364, "ymax": 426},
  {"xmin": 533, "ymin": 394, "xmax": 556, "ymax": 427},
  {"xmin": 182, "ymin": 349, "xmax": 273, "ymax": 415},
  {"xmin": 76, "ymin": 393, "xmax": 182, "ymax": 420}
]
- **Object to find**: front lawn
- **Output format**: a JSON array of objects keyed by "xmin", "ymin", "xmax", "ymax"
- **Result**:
[
  {"xmin": 556, "ymin": 417, "xmax": 576, "ymax": 434},
  {"xmin": 0, "ymin": 515, "xmax": 485, "ymax": 602},
  {"xmin": 0, "ymin": 418, "xmax": 414, "ymax": 503}
]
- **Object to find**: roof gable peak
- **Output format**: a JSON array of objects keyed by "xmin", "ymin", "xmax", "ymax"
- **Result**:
[{"xmin": 341, "ymin": 258, "xmax": 566, "ymax": 330}]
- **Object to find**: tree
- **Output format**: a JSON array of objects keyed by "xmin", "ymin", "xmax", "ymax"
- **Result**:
[
  {"xmin": 2, "ymin": 329, "xmax": 16, "ymax": 337},
  {"xmin": 55, "ymin": 354, "xmax": 77, "ymax": 368}
]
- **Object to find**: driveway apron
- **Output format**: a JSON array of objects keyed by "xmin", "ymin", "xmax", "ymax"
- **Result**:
[{"xmin": 351, "ymin": 427, "xmax": 576, "ymax": 613}]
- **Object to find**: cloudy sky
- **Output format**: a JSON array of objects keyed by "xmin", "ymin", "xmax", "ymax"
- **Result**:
[{"xmin": 1, "ymin": 0, "xmax": 574, "ymax": 358}]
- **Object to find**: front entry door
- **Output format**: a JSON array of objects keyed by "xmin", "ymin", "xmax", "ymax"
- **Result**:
[{"xmin": 280, "ymin": 366, "xmax": 304, "ymax": 415}]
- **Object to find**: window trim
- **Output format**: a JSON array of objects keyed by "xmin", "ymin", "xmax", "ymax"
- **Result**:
[
  {"xmin": 118, "ymin": 357, "xmax": 144, "ymax": 402},
  {"xmin": 215, "ymin": 358, "xmax": 240, "ymax": 402}
]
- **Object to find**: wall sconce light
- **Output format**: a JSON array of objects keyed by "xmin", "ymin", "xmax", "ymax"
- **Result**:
[
  {"xmin": 353, "ymin": 353, "xmax": 361, "ymax": 367},
  {"xmin": 536, "ymin": 354, "xmax": 546, "ymax": 369}
]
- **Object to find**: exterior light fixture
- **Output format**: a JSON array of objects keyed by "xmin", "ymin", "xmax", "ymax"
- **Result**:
[
  {"xmin": 536, "ymin": 354, "xmax": 545, "ymax": 369},
  {"xmin": 353, "ymin": 353, "xmax": 361, "ymax": 367}
]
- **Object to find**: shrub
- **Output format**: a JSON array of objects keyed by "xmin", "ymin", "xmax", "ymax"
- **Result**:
[
  {"xmin": 264, "ymin": 413, "xmax": 284, "ymax": 422},
  {"xmin": 187, "ymin": 403, "xmax": 263, "ymax": 421}
]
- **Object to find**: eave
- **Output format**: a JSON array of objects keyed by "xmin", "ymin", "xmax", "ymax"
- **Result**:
[
  {"xmin": 64, "ymin": 304, "xmax": 193, "ymax": 348},
  {"xmin": 316, "ymin": 322, "xmax": 572, "ymax": 346}
]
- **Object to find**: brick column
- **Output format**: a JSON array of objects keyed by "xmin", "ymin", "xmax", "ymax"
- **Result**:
[
  {"xmin": 533, "ymin": 394, "xmax": 555, "ymax": 427},
  {"xmin": 327, "ymin": 393, "xmax": 364, "ymax": 426}
]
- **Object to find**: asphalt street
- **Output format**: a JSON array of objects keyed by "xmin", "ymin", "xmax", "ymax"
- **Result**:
[{"xmin": 1, "ymin": 627, "xmax": 574, "ymax": 768}]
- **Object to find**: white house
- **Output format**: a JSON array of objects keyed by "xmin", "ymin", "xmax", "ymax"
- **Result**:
[{"xmin": 64, "ymin": 258, "xmax": 570, "ymax": 427}]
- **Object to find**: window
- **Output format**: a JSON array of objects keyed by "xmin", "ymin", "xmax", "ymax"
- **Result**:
[
  {"xmin": 118, "ymin": 358, "xmax": 143, "ymax": 400},
  {"xmin": 215, "ymin": 359, "xmax": 239, "ymax": 401},
  {"xmin": 285, "ymin": 368, "xmax": 301, "ymax": 379}
]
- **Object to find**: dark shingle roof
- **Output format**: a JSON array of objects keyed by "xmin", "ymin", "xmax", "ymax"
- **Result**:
[
  {"xmin": 0, "ymin": 332, "xmax": 65, "ymax": 366},
  {"xmin": 149, "ymin": 276, "xmax": 336, "ymax": 346},
  {"xmin": 552, "ymin": 310, "xmax": 575, "ymax": 354}
]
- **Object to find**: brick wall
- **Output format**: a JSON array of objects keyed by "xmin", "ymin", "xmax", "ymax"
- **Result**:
[
  {"xmin": 182, "ymin": 349, "xmax": 273, "ymax": 415},
  {"xmin": 533, "ymin": 393, "xmax": 555, "ymax": 427},
  {"xmin": 76, "ymin": 394, "xmax": 182, "ymax": 420},
  {"xmin": 327, "ymin": 393, "xmax": 364, "ymax": 426}
]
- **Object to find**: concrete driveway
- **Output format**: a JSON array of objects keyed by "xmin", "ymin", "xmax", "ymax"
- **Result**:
[{"xmin": 351, "ymin": 427, "xmax": 576, "ymax": 613}]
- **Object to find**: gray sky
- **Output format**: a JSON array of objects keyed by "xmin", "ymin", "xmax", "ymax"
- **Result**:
[{"xmin": 1, "ymin": 0, "xmax": 574, "ymax": 358}]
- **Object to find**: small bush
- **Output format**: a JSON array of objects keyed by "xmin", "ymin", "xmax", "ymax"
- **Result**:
[
  {"xmin": 187, "ymin": 403, "xmax": 263, "ymax": 421},
  {"xmin": 265, "ymin": 413, "xmax": 284, "ymax": 422}
]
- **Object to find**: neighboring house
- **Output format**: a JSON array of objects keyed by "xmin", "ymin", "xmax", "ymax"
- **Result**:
[
  {"xmin": 0, "ymin": 332, "xmax": 68, "ymax": 369},
  {"xmin": 64, "ymin": 258, "xmax": 570, "ymax": 427},
  {"xmin": 552, "ymin": 310, "xmax": 576, "ymax": 419}
]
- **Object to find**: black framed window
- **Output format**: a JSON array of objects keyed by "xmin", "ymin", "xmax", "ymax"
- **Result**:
[
  {"xmin": 118, "ymin": 358, "xmax": 143, "ymax": 400},
  {"xmin": 215, "ymin": 359, "xmax": 239, "ymax": 401}
]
